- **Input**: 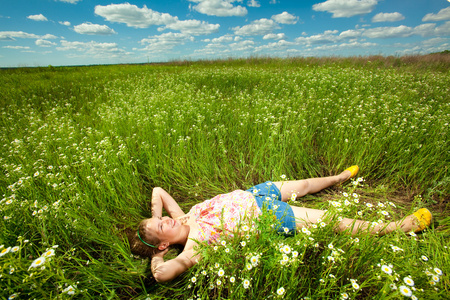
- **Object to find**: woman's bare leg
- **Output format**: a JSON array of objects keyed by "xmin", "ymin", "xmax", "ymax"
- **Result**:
[
  {"xmin": 273, "ymin": 170, "xmax": 352, "ymax": 202},
  {"xmin": 337, "ymin": 215, "xmax": 417, "ymax": 235},
  {"xmin": 290, "ymin": 205, "xmax": 417, "ymax": 236}
]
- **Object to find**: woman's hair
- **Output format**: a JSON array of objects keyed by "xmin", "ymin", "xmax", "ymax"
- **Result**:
[{"xmin": 126, "ymin": 219, "xmax": 162, "ymax": 258}]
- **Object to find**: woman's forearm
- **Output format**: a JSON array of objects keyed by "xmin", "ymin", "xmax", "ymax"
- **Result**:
[
  {"xmin": 151, "ymin": 187, "xmax": 163, "ymax": 218},
  {"xmin": 151, "ymin": 250, "xmax": 196, "ymax": 283}
]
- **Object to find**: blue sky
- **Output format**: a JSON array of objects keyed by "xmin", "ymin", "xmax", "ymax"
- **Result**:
[{"xmin": 1, "ymin": 0, "xmax": 449, "ymax": 67}]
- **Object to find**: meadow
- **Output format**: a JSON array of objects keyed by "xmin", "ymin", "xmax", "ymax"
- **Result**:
[{"xmin": 0, "ymin": 55, "xmax": 449, "ymax": 299}]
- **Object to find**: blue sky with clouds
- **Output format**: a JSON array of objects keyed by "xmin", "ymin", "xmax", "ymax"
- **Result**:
[{"xmin": 1, "ymin": 0, "xmax": 449, "ymax": 67}]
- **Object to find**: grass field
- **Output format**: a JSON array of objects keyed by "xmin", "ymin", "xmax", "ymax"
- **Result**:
[{"xmin": 0, "ymin": 55, "xmax": 449, "ymax": 299}]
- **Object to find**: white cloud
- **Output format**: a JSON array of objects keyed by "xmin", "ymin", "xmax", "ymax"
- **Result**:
[
  {"xmin": 27, "ymin": 14, "xmax": 48, "ymax": 22},
  {"xmin": 372, "ymin": 12, "xmax": 405, "ymax": 23},
  {"xmin": 207, "ymin": 34, "xmax": 235, "ymax": 43},
  {"xmin": 339, "ymin": 29, "xmax": 363, "ymax": 39},
  {"xmin": 139, "ymin": 32, "xmax": 194, "ymax": 53},
  {"xmin": 95, "ymin": 3, "xmax": 177, "ymax": 28},
  {"xmin": 435, "ymin": 21, "xmax": 450, "ymax": 36},
  {"xmin": 188, "ymin": 0, "xmax": 247, "ymax": 17},
  {"xmin": 313, "ymin": 41, "xmax": 377, "ymax": 51},
  {"xmin": 414, "ymin": 23, "xmax": 437, "ymax": 37},
  {"xmin": 263, "ymin": 33, "xmax": 286, "ymax": 40},
  {"xmin": 59, "ymin": 21, "xmax": 71, "ymax": 26},
  {"xmin": 255, "ymin": 40, "xmax": 294, "ymax": 52},
  {"xmin": 295, "ymin": 30, "xmax": 339, "ymax": 45},
  {"xmin": 272, "ymin": 12, "xmax": 299, "ymax": 24},
  {"xmin": 363, "ymin": 25, "xmax": 413, "ymax": 38},
  {"xmin": 3, "ymin": 45, "xmax": 31, "ymax": 50},
  {"xmin": 423, "ymin": 7, "xmax": 450, "ymax": 22},
  {"xmin": 160, "ymin": 20, "xmax": 220, "ymax": 35},
  {"xmin": 248, "ymin": 0, "xmax": 260, "ymax": 8},
  {"xmin": 229, "ymin": 40, "xmax": 255, "ymax": 51},
  {"xmin": 41, "ymin": 34, "xmax": 58, "ymax": 40},
  {"xmin": 57, "ymin": 40, "xmax": 130, "ymax": 58},
  {"xmin": 312, "ymin": 0, "xmax": 378, "ymax": 18},
  {"xmin": 74, "ymin": 23, "xmax": 117, "ymax": 35},
  {"xmin": 57, "ymin": 0, "xmax": 82, "ymax": 3},
  {"xmin": 422, "ymin": 37, "xmax": 449, "ymax": 47},
  {"xmin": 232, "ymin": 18, "xmax": 280, "ymax": 36},
  {"xmin": 0, "ymin": 31, "xmax": 38, "ymax": 40},
  {"xmin": 36, "ymin": 39, "xmax": 57, "ymax": 47},
  {"xmin": 94, "ymin": 3, "xmax": 218, "ymax": 36},
  {"xmin": 196, "ymin": 38, "xmax": 255, "ymax": 56}
]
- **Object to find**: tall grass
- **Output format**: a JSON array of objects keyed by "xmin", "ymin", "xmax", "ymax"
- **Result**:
[{"xmin": 0, "ymin": 57, "xmax": 448, "ymax": 299}]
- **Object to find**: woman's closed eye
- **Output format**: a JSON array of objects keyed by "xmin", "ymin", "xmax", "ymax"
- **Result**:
[{"xmin": 157, "ymin": 217, "xmax": 163, "ymax": 232}]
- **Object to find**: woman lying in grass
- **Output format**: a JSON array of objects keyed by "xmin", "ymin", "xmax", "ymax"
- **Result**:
[{"xmin": 128, "ymin": 166, "xmax": 432, "ymax": 283}]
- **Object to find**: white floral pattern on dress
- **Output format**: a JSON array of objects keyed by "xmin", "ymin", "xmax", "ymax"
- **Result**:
[{"xmin": 188, "ymin": 190, "xmax": 261, "ymax": 243}]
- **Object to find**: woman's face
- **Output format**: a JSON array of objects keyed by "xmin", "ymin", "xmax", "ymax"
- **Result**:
[{"xmin": 145, "ymin": 216, "xmax": 183, "ymax": 246}]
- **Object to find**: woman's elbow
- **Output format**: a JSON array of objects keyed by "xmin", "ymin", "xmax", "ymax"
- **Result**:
[{"xmin": 153, "ymin": 269, "xmax": 174, "ymax": 283}]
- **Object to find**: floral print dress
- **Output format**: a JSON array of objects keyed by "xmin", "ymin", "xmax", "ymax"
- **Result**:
[{"xmin": 188, "ymin": 190, "xmax": 261, "ymax": 243}]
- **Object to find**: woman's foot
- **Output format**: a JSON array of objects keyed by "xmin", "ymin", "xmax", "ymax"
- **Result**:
[
  {"xmin": 396, "ymin": 209, "xmax": 432, "ymax": 234},
  {"xmin": 338, "ymin": 165, "xmax": 359, "ymax": 183},
  {"xmin": 412, "ymin": 208, "xmax": 432, "ymax": 232}
]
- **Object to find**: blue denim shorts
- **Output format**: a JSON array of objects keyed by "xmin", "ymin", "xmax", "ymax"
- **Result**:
[{"xmin": 247, "ymin": 181, "xmax": 296, "ymax": 235}]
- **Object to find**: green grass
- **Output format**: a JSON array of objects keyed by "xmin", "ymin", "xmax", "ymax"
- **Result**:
[{"xmin": 0, "ymin": 56, "xmax": 449, "ymax": 299}]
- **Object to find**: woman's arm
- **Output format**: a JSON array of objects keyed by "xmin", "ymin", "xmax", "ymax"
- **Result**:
[
  {"xmin": 151, "ymin": 247, "xmax": 198, "ymax": 283},
  {"xmin": 151, "ymin": 187, "xmax": 185, "ymax": 219}
]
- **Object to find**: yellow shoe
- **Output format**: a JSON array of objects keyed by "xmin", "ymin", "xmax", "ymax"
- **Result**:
[
  {"xmin": 413, "ymin": 208, "xmax": 432, "ymax": 232},
  {"xmin": 344, "ymin": 165, "xmax": 359, "ymax": 181}
]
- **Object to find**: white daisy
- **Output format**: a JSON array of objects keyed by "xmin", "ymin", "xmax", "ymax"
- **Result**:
[
  {"xmin": 434, "ymin": 268, "xmax": 443, "ymax": 276},
  {"xmin": 282, "ymin": 245, "xmax": 291, "ymax": 254},
  {"xmin": 243, "ymin": 279, "xmax": 250, "ymax": 289},
  {"xmin": 277, "ymin": 287, "xmax": 285, "ymax": 296},
  {"xmin": 43, "ymin": 248, "xmax": 55, "ymax": 258},
  {"xmin": 391, "ymin": 245, "xmax": 404, "ymax": 252},
  {"xmin": 399, "ymin": 285, "xmax": 412, "ymax": 297},
  {"xmin": 62, "ymin": 285, "xmax": 76, "ymax": 295},
  {"xmin": 403, "ymin": 276, "xmax": 414, "ymax": 287},
  {"xmin": 0, "ymin": 247, "xmax": 11, "ymax": 257},
  {"xmin": 381, "ymin": 265, "xmax": 393, "ymax": 275},
  {"xmin": 30, "ymin": 256, "xmax": 46, "ymax": 268}
]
